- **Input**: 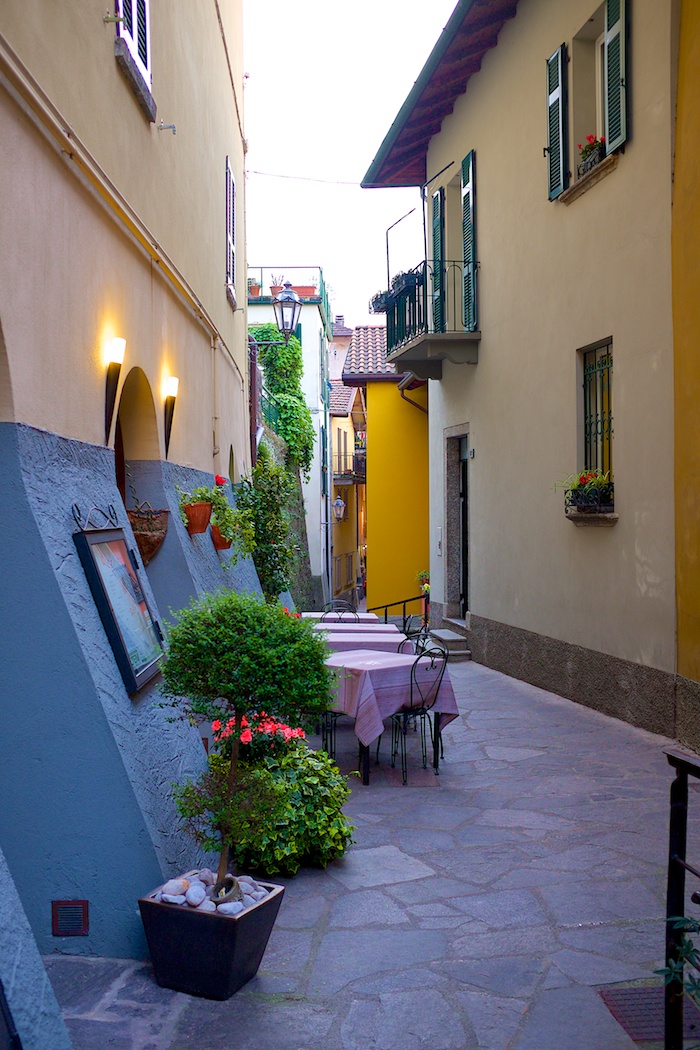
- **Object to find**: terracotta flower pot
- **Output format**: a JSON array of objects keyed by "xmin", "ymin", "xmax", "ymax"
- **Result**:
[
  {"xmin": 211, "ymin": 524, "xmax": 232, "ymax": 551},
  {"xmin": 183, "ymin": 502, "xmax": 212, "ymax": 535}
]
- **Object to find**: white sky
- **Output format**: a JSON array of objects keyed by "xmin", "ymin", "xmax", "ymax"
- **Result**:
[{"xmin": 242, "ymin": 0, "xmax": 459, "ymax": 327}]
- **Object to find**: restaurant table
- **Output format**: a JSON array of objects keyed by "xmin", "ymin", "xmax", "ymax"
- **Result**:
[
  {"xmin": 301, "ymin": 612, "xmax": 381, "ymax": 623},
  {"xmin": 325, "ymin": 649, "xmax": 459, "ymax": 784},
  {"xmin": 312, "ymin": 621, "xmax": 400, "ymax": 633},
  {"xmin": 321, "ymin": 632, "xmax": 409, "ymax": 654}
]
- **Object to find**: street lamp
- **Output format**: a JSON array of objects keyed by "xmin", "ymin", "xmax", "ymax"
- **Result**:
[
  {"xmin": 272, "ymin": 282, "xmax": 302, "ymax": 343},
  {"xmin": 332, "ymin": 495, "xmax": 346, "ymax": 523}
]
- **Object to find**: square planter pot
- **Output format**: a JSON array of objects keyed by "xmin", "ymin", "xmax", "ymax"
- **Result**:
[{"xmin": 138, "ymin": 881, "xmax": 284, "ymax": 1000}]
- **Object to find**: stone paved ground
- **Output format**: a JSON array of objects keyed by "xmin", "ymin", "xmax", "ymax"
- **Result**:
[{"xmin": 44, "ymin": 661, "xmax": 700, "ymax": 1050}]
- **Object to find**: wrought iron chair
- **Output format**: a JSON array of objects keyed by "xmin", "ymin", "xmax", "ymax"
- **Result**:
[
  {"xmin": 320, "ymin": 607, "xmax": 359, "ymax": 623},
  {"xmin": 390, "ymin": 647, "xmax": 447, "ymax": 785},
  {"xmin": 323, "ymin": 598, "xmax": 357, "ymax": 613}
]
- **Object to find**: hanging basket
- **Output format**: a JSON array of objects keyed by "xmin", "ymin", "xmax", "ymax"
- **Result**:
[
  {"xmin": 127, "ymin": 508, "xmax": 169, "ymax": 565},
  {"xmin": 211, "ymin": 524, "xmax": 233, "ymax": 551},
  {"xmin": 183, "ymin": 502, "xmax": 212, "ymax": 535}
]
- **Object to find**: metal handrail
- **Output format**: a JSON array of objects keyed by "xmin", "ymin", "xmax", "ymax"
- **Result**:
[{"xmin": 367, "ymin": 594, "xmax": 427, "ymax": 633}]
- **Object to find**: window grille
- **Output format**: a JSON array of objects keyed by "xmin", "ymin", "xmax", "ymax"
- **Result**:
[{"xmin": 583, "ymin": 343, "xmax": 613, "ymax": 475}]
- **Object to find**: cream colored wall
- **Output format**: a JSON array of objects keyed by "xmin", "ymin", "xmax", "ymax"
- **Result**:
[
  {"xmin": 0, "ymin": 0, "xmax": 248, "ymax": 474},
  {"xmin": 427, "ymin": 0, "xmax": 676, "ymax": 670}
]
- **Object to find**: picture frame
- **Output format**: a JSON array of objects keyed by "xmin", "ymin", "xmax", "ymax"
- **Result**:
[{"xmin": 73, "ymin": 527, "xmax": 163, "ymax": 693}]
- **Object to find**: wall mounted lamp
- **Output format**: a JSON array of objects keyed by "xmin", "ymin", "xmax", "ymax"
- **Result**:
[
  {"xmin": 332, "ymin": 495, "xmax": 346, "ymax": 523},
  {"xmin": 272, "ymin": 283, "xmax": 302, "ymax": 344},
  {"xmin": 104, "ymin": 337, "xmax": 126, "ymax": 445},
  {"xmin": 163, "ymin": 375, "xmax": 179, "ymax": 459}
]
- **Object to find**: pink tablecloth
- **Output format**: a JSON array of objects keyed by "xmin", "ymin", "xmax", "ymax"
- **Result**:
[
  {"xmin": 302, "ymin": 612, "xmax": 380, "ymax": 623},
  {"xmin": 321, "ymin": 632, "xmax": 409, "ymax": 654},
  {"xmin": 313, "ymin": 621, "xmax": 399, "ymax": 633},
  {"xmin": 326, "ymin": 649, "xmax": 459, "ymax": 746}
]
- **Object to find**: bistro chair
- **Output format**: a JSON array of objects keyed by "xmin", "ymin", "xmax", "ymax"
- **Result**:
[
  {"xmin": 390, "ymin": 647, "xmax": 447, "ymax": 785},
  {"xmin": 323, "ymin": 599, "xmax": 357, "ymax": 614},
  {"xmin": 320, "ymin": 607, "xmax": 359, "ymax": 623}
]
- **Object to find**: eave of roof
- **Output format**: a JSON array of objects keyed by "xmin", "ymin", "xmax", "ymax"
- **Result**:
[{"xmin": 361, "ymin": 0, "xmax": 518, "ymax": 189}]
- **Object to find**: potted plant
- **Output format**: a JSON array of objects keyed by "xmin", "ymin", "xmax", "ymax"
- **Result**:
[
  {"xmin": 247, "ymin": 277, "xmax": 261, "ymax": 297},
  {"xmin": 391, "ymin": 270, "xmax": 421, "ymax": 295},
  {"xmin": 417, "ymin": 570, "xmax": 430, "ymax": 625},
  {"xmin": 127, "ymin": 503, "xmax": 169, "ymax": 565},
  {"xmin": 138, "ymin": 593, "xmax": 337, "ymax": 1000},
  {"xmin": 177, "ymin": 476, "xmax": 253, "ymax": 549},
  {"xmin": 577, "ymin": 134, "xmax": 606, "ymax": 177},
  {"xmin": 369, "ymin": 289, "xmax": 391, "ymax": 314},
  {"xmin": 556, "ymin": 468, "xmax": 614, "ymax": 514}
]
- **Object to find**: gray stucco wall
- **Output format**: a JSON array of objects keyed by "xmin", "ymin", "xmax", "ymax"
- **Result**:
[
  {"xmin": 0, "ymin": 849, "xmax": 72, "ymax": 1050},
  {"xmin": 0, "ymin": 424, "xmax": 264, "ymax": 959}
]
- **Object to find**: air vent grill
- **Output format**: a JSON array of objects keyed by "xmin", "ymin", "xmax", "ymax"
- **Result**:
[{"xmin": 52, "ymin": 900, "xmax": 89, "ymax": 936}]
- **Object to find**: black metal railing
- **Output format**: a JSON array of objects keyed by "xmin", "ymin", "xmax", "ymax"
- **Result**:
[
  {"xmin": 663, "ymin": 748, "xmax": 700, "ymax": 1049},
  {"xmin": 333, "ymin": 452, "xmax": 365, "ymax": 479},
  {"xmin": 367, "ymin": 594, "xmax": 428, "ymax": 634},
  {"xmin": 371, "ymin": 260, "xmax": 475, "ymax": 355}
]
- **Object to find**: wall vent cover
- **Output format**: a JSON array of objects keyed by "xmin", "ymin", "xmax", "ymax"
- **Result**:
[{"xmin": 52, "ymin": 900, "xmax": 89, "ymax": 936}]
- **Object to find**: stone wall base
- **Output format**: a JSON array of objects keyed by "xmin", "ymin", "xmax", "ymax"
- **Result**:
[{"xmin": 431, "ymin": 603, "xmax": 700, "ymax": 753}]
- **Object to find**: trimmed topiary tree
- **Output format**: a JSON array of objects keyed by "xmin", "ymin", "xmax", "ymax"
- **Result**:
[{"xmin": 162, "ymin": 591, "xmax": 333, "ymax": 882}]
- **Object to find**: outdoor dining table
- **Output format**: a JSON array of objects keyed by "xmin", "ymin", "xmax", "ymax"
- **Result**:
[
  {"xmin": 312, "ymin": 621, "xmax": 400, "ymax": 633},
  {"xmin": 320, "ymin": 632, "xmax": 410, "ymax": 654},
  {"xmin": 301, "ymin": 611, "xmax": 381, "ymax": 623},
  {"xmin": 325, "ymin": 649, "xmax": 459, "ymax": 784}
]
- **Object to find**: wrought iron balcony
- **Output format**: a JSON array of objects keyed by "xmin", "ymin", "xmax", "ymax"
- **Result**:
[
  {"xmin": 333, "ymin": 450, "xmax": 365, "ymax": 483},
  {"xmin": 370, "ymin": 260, "xmax": 480, "ymax": 379}
]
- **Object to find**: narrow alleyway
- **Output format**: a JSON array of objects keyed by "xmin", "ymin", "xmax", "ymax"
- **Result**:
[{"xmin": 45, "ymin": 661, "xmax": 691, "ymax": 1049}]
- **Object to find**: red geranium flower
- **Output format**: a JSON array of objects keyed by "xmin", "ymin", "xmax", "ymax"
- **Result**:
[{"xmin": 214, "ymin": 475, "xmax": 227, "ymax": 486}]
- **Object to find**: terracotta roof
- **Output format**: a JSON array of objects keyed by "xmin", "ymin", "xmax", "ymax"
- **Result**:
[
  {"xmin": 329, "ymin": 381, "xmax": 355, "ymax": 416},
  {"xmin": 362, "ymin": 0, "xmax": 518, "ymax": 188},
  {"xmin": 332, "ymin": 320, "xmax": 353, "ymax": 337},
  {"xmin": 343, "ymin": 326, "xmax": 397, "ymax": 381}
]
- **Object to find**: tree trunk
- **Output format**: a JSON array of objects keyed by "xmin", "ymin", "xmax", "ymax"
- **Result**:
[{"xmin": 217, "ymin": 711, "xmax": 241, "ymax": 883}]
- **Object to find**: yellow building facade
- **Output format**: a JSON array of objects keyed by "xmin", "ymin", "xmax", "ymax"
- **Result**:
[{"xmin": 673, "ymin": 0, "xmax": 700, "ymax": 731}]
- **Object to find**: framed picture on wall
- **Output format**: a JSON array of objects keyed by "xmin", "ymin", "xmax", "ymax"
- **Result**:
[{"xmin": 73, "ymin": 527, "xmax": 163, "ymax": 693}]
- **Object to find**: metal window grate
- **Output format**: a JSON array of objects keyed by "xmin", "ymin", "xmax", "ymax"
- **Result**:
[
  {"xmin": 583, "ymin": 343, "xmax": 613, "ymax": 475},
  {"xmin": 52, "ymin": 900, "xmax": 89, "ymax": 937}
]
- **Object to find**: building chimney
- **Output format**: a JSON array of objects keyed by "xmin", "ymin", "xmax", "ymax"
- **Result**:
[{"xmin": 335, "ymin": 315, "xmax": 344, "ymax": 327}]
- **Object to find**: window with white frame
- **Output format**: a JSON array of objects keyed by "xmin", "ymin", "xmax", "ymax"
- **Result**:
[
  {"xmin": 117, "ymin": 0, "xmax": 151, "ymax": 89},
  {"xmin": 225, "ymin": 158, "xmax": 236, "ymax": 307}
]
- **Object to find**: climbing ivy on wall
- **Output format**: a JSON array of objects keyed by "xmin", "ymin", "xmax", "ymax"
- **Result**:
[{"xmin": 249, "ymin": 323, "xmax": 315, "ymax": 477}]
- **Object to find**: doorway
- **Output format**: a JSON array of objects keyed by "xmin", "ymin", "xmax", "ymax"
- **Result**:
[{"xmin": 459, "ymin": 436, "xmax": 469, "ymax": 617}]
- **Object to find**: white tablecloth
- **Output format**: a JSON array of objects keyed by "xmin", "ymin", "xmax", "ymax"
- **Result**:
[{"xmin": 326, "ymin": 649, "xmax": 459, "ymax": 746}]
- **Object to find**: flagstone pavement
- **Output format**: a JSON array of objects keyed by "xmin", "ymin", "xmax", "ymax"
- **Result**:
[{"xmin": 44, "ymin": 660, "xmax": 700, "ymax": 1050}]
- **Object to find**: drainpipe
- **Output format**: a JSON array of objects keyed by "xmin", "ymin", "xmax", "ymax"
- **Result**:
[{"xmin": 398, "ymin": 372, "xmax": 428, "ymax": 415}]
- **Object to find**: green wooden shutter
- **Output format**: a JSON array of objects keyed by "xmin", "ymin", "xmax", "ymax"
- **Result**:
[
  {"xmin": 432, "ymin": 189, "xmax": 445, "ymax": 332},
  {"xmin": 604, "ymin": 0, "xmax": 627, "ymax": 153},
  {"xmin": 461, "ymin": 151, "xmax": 477, "ymax": 332},
  {"xmin": 546, "ymin": 44, "xmax": 568, "ymax": 200}
]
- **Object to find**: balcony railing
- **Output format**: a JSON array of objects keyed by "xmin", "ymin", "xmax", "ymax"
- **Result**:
[
  {"xmin": 333, "ymin": 451, "xmax": 365, "ymax": 481},
  {"xmin": 371, "ymin": 260, "xmax": 475, "ymax": 355}
]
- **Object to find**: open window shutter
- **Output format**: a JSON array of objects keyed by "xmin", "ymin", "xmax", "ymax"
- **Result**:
[
  {"xmin": 432, "ymin": 188, "xmax": 445, "ymax": 332},
  {"xmin": 136, "ymin": 0, "xmax": 149, "ymax": 70},
  {"xmin": 226, "ymin": 158, "xmax": 235, "ymax": 288},
  {"xmin": 461, "ymin": 151, "xmax": 477, "ymax": 332},
  {"xmin": 604, "ymin": 0, "xmax": 627, "ymax": 153},
  {"xmin": 546, "ymin": 44, "xmax": 568, "ymax": 200}
]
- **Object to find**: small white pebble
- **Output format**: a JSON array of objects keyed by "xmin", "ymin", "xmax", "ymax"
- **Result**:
[
  {"xmin": 217, "ymin": 901, "xmax": 244, "ymax": 916},
  {"xmin": 161, "ymin": 893, "xmax": 187, "ymax": 905}
]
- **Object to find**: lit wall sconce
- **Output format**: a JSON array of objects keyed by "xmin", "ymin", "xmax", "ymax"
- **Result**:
[
  {"xmin": 163, "ymin": 376, "xmax": 179, "ymax": 459},
  {"xmin": 332, "ymin": 495, "xmax": 346, "ymax": 523},
  {"xmin": 104, "ymin": 337, "xmax": 126, "ymax": 445}
]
